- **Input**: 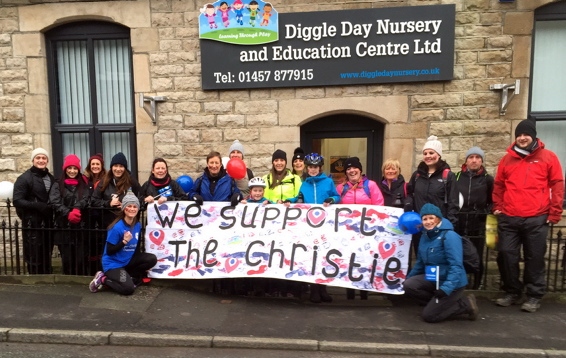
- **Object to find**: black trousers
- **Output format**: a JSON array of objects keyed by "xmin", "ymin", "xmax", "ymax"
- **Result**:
[
  {"xmin": 23, "ymin": 228, "xmax": 53, "ymax": 274},
  {"xmin": 403, "ymin": 274, "xmax": 470, "ymax": 323},
  {"xmin": 496, "ymin": 214, "xmax": 548, "ymax": 299},
  {"xmin": 104, "ymin": 252, "xmax": 157, "ymax": 295}
]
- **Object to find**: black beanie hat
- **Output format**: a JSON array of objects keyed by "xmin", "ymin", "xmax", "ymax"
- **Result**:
[
  {"xmin": 110, "ymin": 152, "xmax": 128, "ymax": 170},
  {"xmin": 272, "ymin": 149, "xmax": 287, "ymax": 162},
  {"xmin": 515, "ymin": 119, "xmax": 537, "ymax": 139},
  {"xmin": 292, "ymin": 147, "xmax": 305, "ymax": 163},
  {"xmin": 344, "ymin": 157, "xmax": 363, "ymax": 172}
]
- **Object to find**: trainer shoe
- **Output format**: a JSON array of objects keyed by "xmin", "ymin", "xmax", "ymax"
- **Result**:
[
  {"xmin": 89, "ymin": 271, "xmax": 105, "ymax": 293},
  {"xmin": 467, "ymin": 294, "xmax": 479, "ymax": 321},
  {"xmin": 495, "ymin": 293, "xmax": 521, "ymax": 307},
  {"xmin": 521, "ymin": 297, "xmax": 541, "ymax": 313}
]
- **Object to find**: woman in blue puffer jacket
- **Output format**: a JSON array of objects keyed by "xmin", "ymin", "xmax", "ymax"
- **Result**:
[
  {"xmin": 286, "ymin": 153, "xmax": 340, "ymax": 303},
  {"xmin": 403, "ymin": 203, "xmax": 478, "ymax": 323}
]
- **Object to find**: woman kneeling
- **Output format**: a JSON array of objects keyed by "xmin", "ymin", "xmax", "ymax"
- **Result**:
[
  {"xmin": 403, "ymin": 203, "xmax": 478, "ymax": 323},
  {"xmin": 89, "ymin": 190, "xmax": 157, "ymax": 295}
]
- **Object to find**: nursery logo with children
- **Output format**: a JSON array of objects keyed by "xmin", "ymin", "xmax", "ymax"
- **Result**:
[{"xmin": 199, "ymin": 0, "xmax": 279, "ymax": 45}]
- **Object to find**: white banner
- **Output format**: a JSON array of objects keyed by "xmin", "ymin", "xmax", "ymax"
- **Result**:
[{"xmin": 145, "ymin": 202, "xmax": 410, "ymax": 294}]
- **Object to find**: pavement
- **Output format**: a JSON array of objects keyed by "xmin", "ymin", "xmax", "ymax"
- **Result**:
[{"xmin": 1, "ymin": 275, "xmax": 566, "ymax": 357}]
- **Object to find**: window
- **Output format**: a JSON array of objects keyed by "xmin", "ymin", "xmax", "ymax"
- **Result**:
[
  {"xmin": 45, "ymin": 21, "xmax": 137, "ymax": 177},
  {"xmin": 530, "ymin": 2, "xmax": 566, "ymax": 188}
]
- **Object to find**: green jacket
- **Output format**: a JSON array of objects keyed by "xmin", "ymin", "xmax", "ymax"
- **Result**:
[{"xmin": 263, "ymin": 169, "xmax": 302, "ymax": 202}]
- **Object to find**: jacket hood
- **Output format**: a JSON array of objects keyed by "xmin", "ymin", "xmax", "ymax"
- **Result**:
[
  {"xmin": 417, "ymin": 160, "xmax": 450, "ymax": 175},
  {"xmin": 305, "ymin": 172, "xmax": 331, "ymax": 183},
  {"xmin": 422, "ymin": 217, "xmax": 454, "ymax": 240},
  {"xmin": 506, "ymin": 138, "xmax": 545, "ymax": 158}
]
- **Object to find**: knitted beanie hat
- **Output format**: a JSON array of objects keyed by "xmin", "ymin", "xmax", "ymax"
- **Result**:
[
  {"xmin": 31, "ymin": 148, "xmax": 49, "ymax": 162},
  {"xmin": 62, "ymin": 154, "xmax": 81, "ymax": 171},
  {"xmin": 292, "ymin": 147, "xmax": 305, "ymax": 163},
  {"xmin": 229, "ymin": 140, "xmax": 245, "ymax": 157},
  {"xmin": 420, "ymin": 203, "xmax": 443, "ymax": 218},
  {"xmin": 515, "ymin": 119, "xmax": 537, "ymax": 139},
  {"xmin": 110, "ymin": 152, "xmax": 128, "ymax": 170},
  {"xmin": 272, "ymin": 149, "xmax": 287, "ymax": 162},
  {"xmin": 89, "ymin": 153, "xmax": 104, "ymax": 168},
  {"xmin": 423, "ymin": 135, "xmax": 443, "ymax": 156},
  {"xmin": 465, "ymin": 146, "xmax": 485, "ymax": 161},
  {"xmin": 121, "ymin": 189, "xmax": 140, "ymax": 210},
  {"xmin": 344, "ymin": 157, "xmax": 363, "ymax": 172}
]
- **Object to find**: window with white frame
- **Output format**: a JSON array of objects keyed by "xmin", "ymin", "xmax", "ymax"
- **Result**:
[{"xmin": 45, "ymin": 21, "xmax": 137, "ymax": 177}]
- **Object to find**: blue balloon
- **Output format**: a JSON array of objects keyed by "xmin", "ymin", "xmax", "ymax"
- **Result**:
[
  {"xmin": 176, "ymin": 175, "xmax": 194, "ymax": 193},
  {"xmin": 398, "ymin": 212, "xmax": 423, "ymax": 234}
]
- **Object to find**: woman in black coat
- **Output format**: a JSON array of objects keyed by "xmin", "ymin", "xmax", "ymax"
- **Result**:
[
  {"xmin": 140, "ymin": 158, "xmax": 186, "ymax": 206},
  {"xmin": 377, "ymin": 158, "xmax": 408, "ymax": 208}
]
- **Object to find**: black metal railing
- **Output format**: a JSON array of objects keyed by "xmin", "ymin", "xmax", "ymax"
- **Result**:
[{"xmin": 1, "ymin": 200, "xmax": 565, "ymax": 292}]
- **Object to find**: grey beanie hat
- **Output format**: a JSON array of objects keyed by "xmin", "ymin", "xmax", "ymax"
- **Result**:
[
  {"xmin": 465, "ymin": 146, "xmax": 485, "ymax": 161},
  {"xmin": 121, "ymin": 189, "xmax": 140, "ymax": 210},
  {"xmin": 229, "ymin": 140, "xmax": 245, "ymax": 157}
]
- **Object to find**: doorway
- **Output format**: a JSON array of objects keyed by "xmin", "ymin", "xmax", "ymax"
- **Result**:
[{"xmin": 301, "ymin": 114, "xmax": 384, "ymax": 184}]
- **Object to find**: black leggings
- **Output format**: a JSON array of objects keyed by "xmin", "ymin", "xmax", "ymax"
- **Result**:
[{"xmin": 104, "ymin": 252, "xmax": 157, "ymax": 295}]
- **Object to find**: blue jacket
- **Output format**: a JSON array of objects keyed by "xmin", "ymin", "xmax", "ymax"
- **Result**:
[
  {"xmin": 190, "ymin": 168, "xmax": 240, "ymax": 202},
  {"xmin": 292, "ymin": 173, "xmax": 340, "ymax": 204},
  {"xmin": 102, "ymin": 220, "xmax": 141, "ymax": 272},
  {"xmin": 407, "ymin": 219, "xmax": 467, "ymax": 295}
]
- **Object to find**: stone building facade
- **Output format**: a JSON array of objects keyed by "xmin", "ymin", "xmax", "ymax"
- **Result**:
[{"xmin": 0, "ymin": 0, "xmax": 563, "ymax": 183}]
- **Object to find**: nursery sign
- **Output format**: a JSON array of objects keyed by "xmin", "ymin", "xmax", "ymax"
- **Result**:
[
  {"xmin": 145, "ymin": 202, "xmax": 411, "ymax": 294},
  {"xmin": 200, "ymin": 4, "xmax": 455, "ymax": 89}
]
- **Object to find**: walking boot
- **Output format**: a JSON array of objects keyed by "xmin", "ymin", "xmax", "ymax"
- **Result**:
[
  {"xmin": 496, "ymin": 293, "xmax": 521, "ymax": 307},
  {"xmin": 320, "ymin": 285, "xmax": 333, "ymax": 303},
  {"xmin": 346, "ymin": 288, "xmax": 355, "ymax": 300},
  {"xmin": 467, "ymin": 294, "xmax": 479, "ymax": 321},
  {"xmin": 310, "ymin": 284, "xmax": 321, "ymax": 303}
]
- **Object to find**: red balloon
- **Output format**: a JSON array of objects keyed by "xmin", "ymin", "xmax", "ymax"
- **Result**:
[{"xmin": 226, "ymin": 158, "xmax": 247, "ymax": 180}]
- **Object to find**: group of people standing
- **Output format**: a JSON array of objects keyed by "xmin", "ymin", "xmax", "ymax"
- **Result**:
[{"xmin": 11, "ymin": 119, "xmax": 564, "ymax": 320}]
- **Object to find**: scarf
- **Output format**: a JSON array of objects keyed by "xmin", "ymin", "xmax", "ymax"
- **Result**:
[
  {"xmin": 64, "ymin": 178, "xmax": 79, "ymax": 186},
  {"xmin": 150, "ymin": 174, "xmax": 171, "ymax": 188},
  {"xmin": 513, "ymin": 139, "xmax": 538, "ymax": 158}
]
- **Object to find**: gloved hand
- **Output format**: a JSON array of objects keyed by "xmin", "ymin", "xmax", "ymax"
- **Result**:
[
  {"xmin": 433, "ymin": 289, "xmax": 447, "ymax": 299},
  {"xmin": 192, "ymin": 194, "xmax": 204, "ymax": 206},
  {"xmin": 230, "ymin": 193, "xmax": 242, "ymax": 207},
  {"xmin": 33, "ymin": 202, "xmax": 49, "ymax": 212},
  {"xmin": 323, "ymin": 197, "xmax": 334, "ymax": 204},
  {"xmin": 68, "ymin": 208, "xmax": 81, "ymax": 224}
]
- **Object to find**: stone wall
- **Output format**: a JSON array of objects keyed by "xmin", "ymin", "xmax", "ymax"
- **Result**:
[{"xmin": 0, "ymin": 0, "xmax": 561, "ymax": 182}]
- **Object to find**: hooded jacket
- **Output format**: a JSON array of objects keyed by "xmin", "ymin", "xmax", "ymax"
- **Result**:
[
  {"xmin": 190, "ymin": 167, "xmax": 240, "ymax": 202},
  {"xmin": 455, "ymin": 165, "xmax": 494, "ymax": 237},
  {"xmin": 493, "ymin": 139, "xmax": 564, "ymax": 223},
  {"xmin": 407, "ymin": 218, "xmax": 468, "ymax": 295},
  {"xmin": 290, "ymin": 173, "xmax": 340, "ymax": 204},
  {"xmin": 377, "ymin": 174, "xmax": 407, "ymax": 208},
  {"xmin": 406, "ymin": 160, "xmax": 459, "ymax": 226},
  {"xmin": 13, "ymin": 166, "xmax": 56, "ymax": 225},
  {"xmin": 262, "ymin": 169, "xmax": 302, "ymax": 203},
  {"xmin": 337, "ymin": 175, "xmax": 384, "ymax": 205}
]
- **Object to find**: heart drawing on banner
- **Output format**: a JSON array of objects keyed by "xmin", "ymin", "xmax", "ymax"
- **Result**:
[
  {"xmin": 149, "ymin": 230, "xmax": 165, "ymax": 246},
  {"xmin": 307, "ymin": 208, "xmax": 327, "ymax": 226},
  {"xmin": 225, "ymin": 257, "xmax": 240, "ymax": 273}
]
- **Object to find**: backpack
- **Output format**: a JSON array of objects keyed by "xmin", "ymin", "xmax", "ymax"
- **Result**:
[
  {"xmin": 340, "ymin": 179, "xmax": 370, "ymax": 198},
  {"xmin": 441, "ymin": 231, "xmax": 480, "ymax": 274}
]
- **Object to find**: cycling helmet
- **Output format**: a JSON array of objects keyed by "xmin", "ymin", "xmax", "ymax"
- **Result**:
[
  {"xmin": 304, "ymin": 153, "xmax": 324, "ymax": 166},
  {"xmin": 248, "ymin": 176, "xmax": 266, "ymax": 188}
]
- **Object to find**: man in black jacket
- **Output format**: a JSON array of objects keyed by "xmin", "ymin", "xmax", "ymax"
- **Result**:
[
  {"xmin": 455, "ymin": 146, "xmax": 494, "ymax": 289},
  {"xmin": 13, "ymin": 148, "xmax": 56, "ymax": 274}
]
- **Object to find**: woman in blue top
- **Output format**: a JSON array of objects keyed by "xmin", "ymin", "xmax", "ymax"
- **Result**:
[
  {"xmin": 89, "ymin": 190, "xmax": 157, "ymax": 296},
  {"xmin": 286, "ymin": 153, "xmax": 340, "ymax": 303},
  {"xmin": 189, "ymin": 151, "xmax": 241, "ymax": 206},
  {"xmin": 403, "ymin": 203, "xmax": 478, "ymax": 323}
]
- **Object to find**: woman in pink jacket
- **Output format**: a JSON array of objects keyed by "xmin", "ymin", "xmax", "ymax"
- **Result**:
[{"xmin": 336, "ymin": 157, "xmax": 384, "ymax": 299}]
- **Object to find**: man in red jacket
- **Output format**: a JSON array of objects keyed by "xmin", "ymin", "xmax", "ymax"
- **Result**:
[{"xmin": 493, "ymin": 119, "xmax": 564, "ymax": 313}]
